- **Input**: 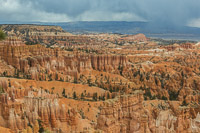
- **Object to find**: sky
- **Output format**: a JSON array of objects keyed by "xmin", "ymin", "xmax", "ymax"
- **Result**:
[{"xmin": 1, "ymin": 0, "xmax": 200, "ymax": 27}]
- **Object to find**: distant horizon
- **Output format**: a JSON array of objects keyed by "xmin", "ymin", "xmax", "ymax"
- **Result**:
[
  {"xmin": 1, "ymin": 20, "xmax": 200, "ymax": 29},
  {"xmin": 2, "ymin": 21, "xmax": 200, "ymax": 41},
  {"xmin": 0, "ymin": 20, "xmax": 147, "ymax": 24}
]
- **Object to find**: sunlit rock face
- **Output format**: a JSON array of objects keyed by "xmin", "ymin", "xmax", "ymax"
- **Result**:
[
  {"xmin": 0, "ymin": 37, "xmax": 25, "ymax": 46},
  {"xmin": 0, "ymin": 43, "xmax": 128, "ymax": 81},
  {"xmin": 0, "ymin": 82, "xmax": 82, "ymax": 132}
]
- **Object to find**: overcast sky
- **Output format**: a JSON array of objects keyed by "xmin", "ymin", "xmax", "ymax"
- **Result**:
[{"xmin": 1, "ymin": 0, "xmax": 200, "ymax": 27}]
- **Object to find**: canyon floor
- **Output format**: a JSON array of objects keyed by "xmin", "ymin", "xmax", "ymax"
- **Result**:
[{"xmin": 0, "ymin": 24, "xmax": 200, "ymax": 133}]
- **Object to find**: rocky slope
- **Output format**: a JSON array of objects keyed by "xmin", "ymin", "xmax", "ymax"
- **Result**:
[{"xmin": 0, "ymin": 25, "xmax": 200, "ymax": 132}]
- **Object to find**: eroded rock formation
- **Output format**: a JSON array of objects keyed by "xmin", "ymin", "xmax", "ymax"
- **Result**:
[
  {"xmin": 97, "ymin": 93, "xmax": 200, "ymax": 133},
  {"xmin": 0, "ymin": 24, "xmax": 200, "ymax": 133},
  {"xmin": 0, "ymin": 80, "xmax": 82, "ymax": 132}
]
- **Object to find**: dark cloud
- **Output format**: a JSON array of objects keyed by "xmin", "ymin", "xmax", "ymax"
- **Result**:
[{"xmin": 0, "ymin": 0, "xmax": 200, "ymax": 27}]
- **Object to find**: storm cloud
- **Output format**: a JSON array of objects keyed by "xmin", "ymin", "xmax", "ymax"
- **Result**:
[{"xmin": 0, "ymin": 0, "xmax": 200, "ymax": 27}]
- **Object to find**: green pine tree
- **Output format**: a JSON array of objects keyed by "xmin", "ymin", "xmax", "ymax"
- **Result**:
[{"xmin": 0, "ymin": 29, "xmax": 6, "ymax": 41}]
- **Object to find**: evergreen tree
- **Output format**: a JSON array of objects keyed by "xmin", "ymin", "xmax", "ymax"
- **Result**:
[
  {"xmin": 0, "ymin": 86, "xmax": 4, "ymax": 94},
  {"xmin": 87, "ymin": 76, "xmax": 92, "ymax": 86},
  {"xmin": 62, "ymin": 88, "xmax": 66, "ymax": 97},
  {"xmin": 93, "ymin": 92, "xmax": 98, "ymax": 101},
  {"xmin": 81, "ymin": 93, "xmax": 84, "ymax": 99},
  {"xmin": 102, "ymin": 95, "xmax": 105, "ymax": 101},
  {"xmin": 0, "ymin": 29, "xmax": 6, "ymax": 41},
  {"xmin": 73, "ymin": 77, "xmax": 78, "ymax": 84},
  {"xmin": 98, "ymin": 96, "xmax": 101, "ymax": 101},
  {"xmin": 9, "ymin": 81, "xmax": 11, "ymax": 87},
  {"xmin": 51, "ymin": 87, "xmax": 55, "ymax": 94},
  {"xmin": 168, "ymin": 90, "xmax": 179, "ymax": 101},
  {"xmin": 161, "ymin": 96, "xmax": 168, "ymax": 100},
  {"xmin": 48, "ymin": 74, "xmax": 52, "ymax": 81},
  {"xmin": 181, "ymin": 99, "xmax": 188, "ymax": 106},
  {"xmin": 140, "ymin": 73, "xmax": 144, "ymax": 81},
  {"xmin": 143, "ymin": 88, "xmax": 152, "ymax": 100},
  {"xmin": 107, "ymin": 93, "xmax": 110, "ymax": 99},
  {"xmin": 73, "ymin": 92, "xmax": 77, "ymax": 99},
  {"xmin": 55, "ymin": 73, "xmax": 58, "ymax": 80}
]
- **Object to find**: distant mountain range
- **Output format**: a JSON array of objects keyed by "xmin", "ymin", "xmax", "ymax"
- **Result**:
[{"xmin": 1, "ymin": 21, "xmax": 200, "ymax": 41}]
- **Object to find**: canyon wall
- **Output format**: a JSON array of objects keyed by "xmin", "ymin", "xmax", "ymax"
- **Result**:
[{"xmin": 97, "ymin": 92, "xmax": 200, "ymax": 133}]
